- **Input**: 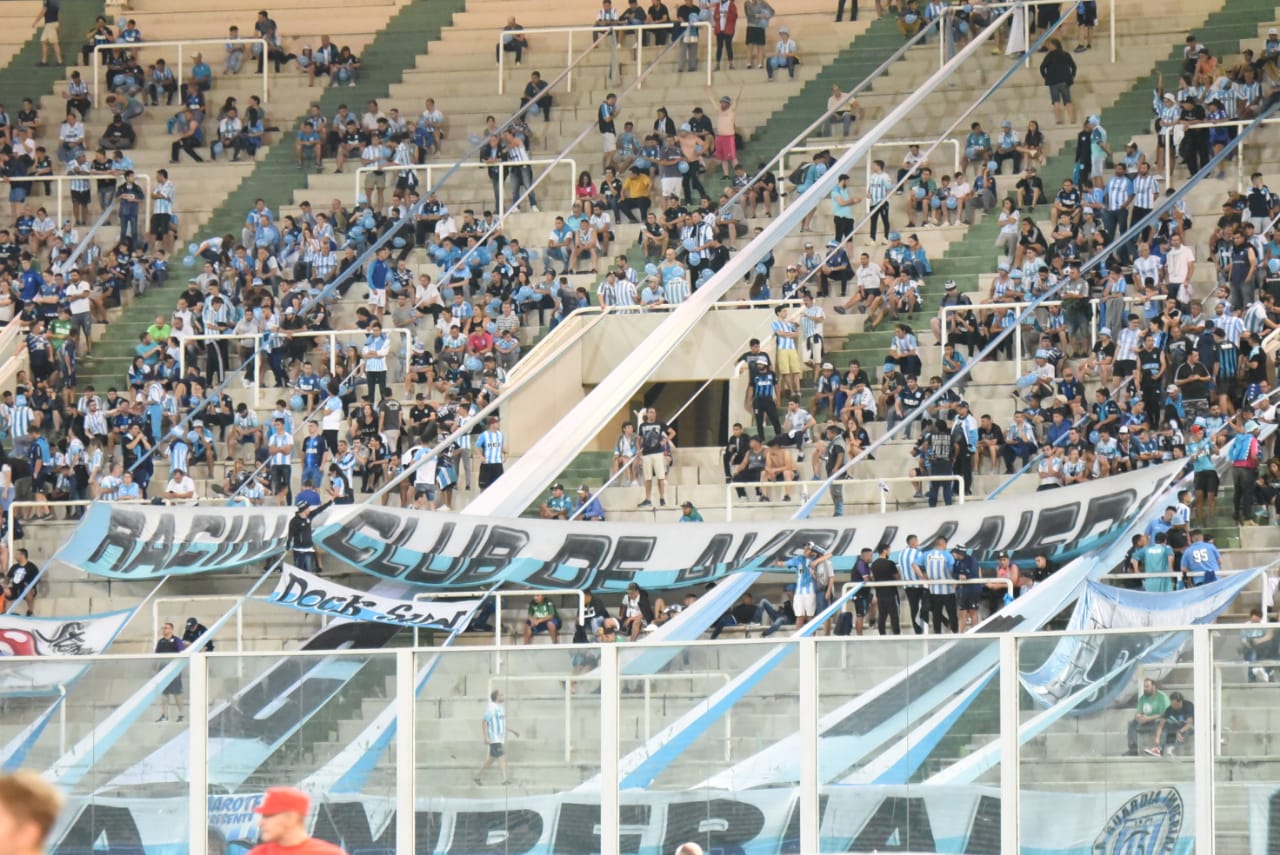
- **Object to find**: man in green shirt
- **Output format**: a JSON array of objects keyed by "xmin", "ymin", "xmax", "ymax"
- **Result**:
[
  {"xmin": 678, "ymin": 500, "xmax": 703, "ymax": 522},
  {"xmin": 1132, "ymin": 532, "xmax": 1174, "ymax": 593},
  {"xmin": 47, "ymin": 308, "xmax": 72, "ymax": 352},
  {"xmin": 146, "ymin": 313, "xmax": 172, "ymax": 345},
  {"xmin": 1125, "ymin": 677, "xmax": 1169, "ymax": 755},
  {"xmin": 522, "ymin": 593, "xmax": 561, "ymax": 644}
]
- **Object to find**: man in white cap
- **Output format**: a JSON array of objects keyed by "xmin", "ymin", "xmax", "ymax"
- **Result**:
[{"xmin": 766, "ymin": 26, "xmax": 798, "ymax": 80}]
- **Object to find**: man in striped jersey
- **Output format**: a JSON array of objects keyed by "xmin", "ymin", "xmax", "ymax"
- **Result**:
[
  {"xmin": 501, "ymin": 130, "xmax": 539, "ymax": 213},
  {"xmin": 772, "ymin": 304, "xmax": 802, "ymax": 397},
  {"xmin": 1130, "ymin": 160, "xmax": 1160, "ymax": 245},
  {"xmin": 918, "ymin": 535, "xmax": 958, "ymax": 634},
  {"xmin": 662, "ymin": 270, "xmax": 690, "ymax": 305},
  {"xmin": 362, "ymin": 322, "xmax": 390, "ymax": 404},
  {"xmin": 799, "ymin": 293, "xmax": 825, "ymax": 380},
  {"xmin": 866, "ymin": 159, "xmax": 894, "ymax": 242},
  {"xmin": 475, "ymin": 416, "xmax": 506, "ymax": 489},
  {"xmin": 770, "ymin": 541, "xmax": 831, "ymax": 628},
  {"xmin": 165, "ymin": 425, "xmax": 190, "ymax": 474},
  {"xmin": 149, "ymin": 168, "xmax": 175, "ymax": 254},
  {"xmin": 267, "ymin": 417, "xmax": 294, "ymax": 505}
]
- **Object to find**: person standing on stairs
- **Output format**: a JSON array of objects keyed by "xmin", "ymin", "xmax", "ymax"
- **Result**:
[
  {"xmin": 153, "ymin": 622, "xmax": 185, "ymax": 723},
  {"xmin": 32, "ymin": 0, "xmax": 63, "ymax": 67},
  {"xmin": 712, "ymin": 0, "xmax": 738, "ymax": 70},
  {"xmin": 743, "ymin": 0, "xmax": 773, "ymax": 68}
]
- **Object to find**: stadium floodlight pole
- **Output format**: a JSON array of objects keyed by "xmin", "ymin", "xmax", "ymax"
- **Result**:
[
  {"xmin": 795, "ymin": 102, "xmax": 1280, "ymax": 519},
  {"xmin": 464, "ymin": 7, "xmax": 1021, "ymax": 518}
]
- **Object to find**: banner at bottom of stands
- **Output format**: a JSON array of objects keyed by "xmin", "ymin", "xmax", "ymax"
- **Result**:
[
  {"xmin": 0, "ymin": 609, "xmax": 134, "ymax": 696},
  {"xmin": 55, "ymin": 783, "xmax": 1193, "ymax": 855},
  {"xmin": 265, "ymin": 564, "xmax": 481, "ymax": 628},
  {"xmin": 312, "ymin": 462, "xmax": 1181, "ymax": 592}
]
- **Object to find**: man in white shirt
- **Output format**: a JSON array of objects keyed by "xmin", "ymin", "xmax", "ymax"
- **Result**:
[
  {"xmin": 1164, "ymin": 232, "xmax": 1196, "ymax": 305},
  {"xmin": 164, "ymin": 469, "xmax": 196, "ymax": 502}
]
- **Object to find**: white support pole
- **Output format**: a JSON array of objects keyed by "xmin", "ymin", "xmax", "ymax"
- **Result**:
[
  {"xmin": 798, "ymin": 637, "xmax": 820, "ymax": 854},
  {"xmin": 599, "ymin": 642, "xmax": 621, "ymax": 855},
  {"xmin": 999, "ymin": 634, "xmax": 1020, "ymax": 854},
  {"xmin": 395, "ymin": 649, "xmax": 416, "ymax": 855},
  {"xmin": 187, "ymin": 653, "xmax": 209, "ymax": 855},
  {"xmin": 566, "ymin": 31, "xmax": 574, "ymax": 93},
  {"xmin": 705, "ymin": 24, "xmax": 712, "ymax": 87},
  {"xmin": 1192, "ymin": 627, "xmax": 1215, "ymax": 853},
  {"xmin": 1109, "ymin": 0, "xmax": 1116, "ymax": 64},
  {"xmin": 497, "ymin": 35, "xmax": 505, "ymax": 95}
]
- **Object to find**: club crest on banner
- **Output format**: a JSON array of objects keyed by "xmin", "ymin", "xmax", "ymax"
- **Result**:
[{"xmin": 1092, "ymin": 788, "xmax": 1184, "ymax": 855}]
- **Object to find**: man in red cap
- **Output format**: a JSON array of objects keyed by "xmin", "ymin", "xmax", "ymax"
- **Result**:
[{"xmin": 249, "ymin": 788, "xmax": 347, "ymax": 855}]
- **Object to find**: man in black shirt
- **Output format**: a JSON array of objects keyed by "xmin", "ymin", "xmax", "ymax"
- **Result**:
[
  {"xmin": 869, "ymin": 542, "xmax": 901, "ymax": 635},
  {"xmin": 1015, "ymin": 167, "xmax": 1045, "ymax": 210},
  {"xmin": 1148, "ymin": 691, "xmax": 1194, "ymax": 757},
  {"xmin": 6, "ymin": 548, "xmax": 37, "ymax": 615},
  {"xmin": 927, "ymin": 418, "xmax": 956, "ymax": 507},
  {"xmin": 636, "ymin": 407, "xmax": 674, "ymax": 508},
  {"xmin": 820, "ymin": 424, "xmax": 846, "ymax": 516},
  {"xmin": 722, "ymin": 421, "xmax": 748, "ymax": 482}
]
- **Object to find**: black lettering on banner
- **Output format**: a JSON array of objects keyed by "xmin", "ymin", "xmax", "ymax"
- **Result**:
[
  {"xmin": 846, "ymin": 796, "xmax": 935, "ymax": 852},
  {"xmin": 592, "ymin": 536, "xmax": 658, "ymax": 590},
  {"xmin": 448, "ymin": 809, "xmax": 543, "ymax": 854},
  {"xmin": 677, "ymin": 532, "xmax": 760, "ymax": 585},
  {"xmin": 121, "ymin": 512, "xmax": 177, "ymax": 576},
  {"xmin": 310, "ymin": 803, "xmax": 442, "ymax": 854},
  {"xmin": 1267, "ymin": 787, "xmax": 1280, "ymax": 854},
  {"xmin": 321, "ymin": 509, "xmax": 418, "ymax": 579},
  {"xmin": 874, "ymin": 525, "xmax": 899, "ymax": 551},
  {"xmin": 418, "ymin": 524, "xmax": 489, "ymax": 583},
  {"xmin": 1076, "ymin": 489, "xmax": 1138, "ymax": 547},
  {"xmin": 54, "ymin": 804, "xmax": 145, "ymax": 854},
  {"xmin": 1013, "ymin": 502, "xmax": 1080, "ymax": 555},
  {"xmin": 445, "ymin": 526, "xmax": 531, "ymax": 587},
  {"xmin": 963, "ymin": 515, "xmax": 1006, "ymax": 557},
  {"xmin": 662, "ymin": 798, "xmax": 766, "ymax": 855},
  {"xmin": 522, "ymin": 534, "xmax": 612, "ymax": 589},
  {"xmin": 963, "ymin": 795, "xmax": 1001, "ymax": 854},
  {"xmin": 398, "ymin": 521, "xmax": 467, "ymax": 585},
  {"xmin": 830, "ymin": 529, "xmax": 858, "ymax": 559},
  {"xmin": 84, "ymin": 507, "xmax": 146, "ymax": 572},
  {"xmin": 780, "ymin": 794, "xmax": 828, "ymax": 854},
  {"xmin": 551, "ymin": 803, "xmax": 650, "ymax": 854},
  {"xmin": 164, "ymin": 513, "xmax": 228, "ymax": 570},
  {"xmin": 918, "ymin": 520, "xmax": 960, "ymax": 552},
  {"xmin": 1001, "ymin": 510, "xmax": 1036, "ymax": 555}
]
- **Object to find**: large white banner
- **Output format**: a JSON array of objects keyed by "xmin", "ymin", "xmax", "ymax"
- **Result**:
[
  {"xmin": 265, "ymin": 565, "xmax": 481, "ymax": 629},
  {"xmin": 51, "ymin": 783, "xmax": 1192, "ymax": 855},
  {"xmin": 314, "ymin": 463, "xmax": 1182, "ymax": 592},
  {"xmin": 53, "ymin": 503, "xmax": 294, "ymax": 579}
]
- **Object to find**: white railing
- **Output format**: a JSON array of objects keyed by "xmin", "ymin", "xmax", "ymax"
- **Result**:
[
  {"xmin": 842, "ymin": 576, "xmax": 1014, "ymax": 600},
  {"xmin": 152, "ymin": 595, "xmax": 244, "ymax": 656},
  {"xmin": 723, "ymin": 475, "xmax": 964, "ymax": 521},
  {"xmin": 0, "ymin": 174, "xmax": 152, "ymax": 241},
  {"xmin": 497, "ymin": 22, "xmax": 712, "ymax": 94},
  {"xmin": 937, "ymin": 0, "xmax": 1118, "ymax": 67},
  {"xmin": 0, "ymin": 317, "xmax": 29, "ymax": 391},
  {"xmin": 1161, "ymin": 116, "xmax": 1280, "ymax": 189},
  {"xmin": 91, "ymin": 38, "xmax": 270, "ymax": 106},
  {"xmin": 176, "ymin": 327, "xmax": 413, "ymax": 407},
  {"xmin": 777, "ymin": 140, "xmax": 961, "ymax": 212},
  {"xmin": 411, "ymin": 588, "xmax": 585, "ymax": 671},
  {"xmin": 352, "ymin": 159, "xmax": 577, "ymax": 215},
  {"xmin": 938, "ymin": 295, "xmax": 1143, "ymax": 377},
  {"xmin": 488, "ymin": 670, "xmax": 731, "ymax": 763}
]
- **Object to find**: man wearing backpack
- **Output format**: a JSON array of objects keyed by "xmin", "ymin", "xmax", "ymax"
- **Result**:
[{"xmin": 1229, "ymin": 420, "xmax": 1262, "ymax": 525}]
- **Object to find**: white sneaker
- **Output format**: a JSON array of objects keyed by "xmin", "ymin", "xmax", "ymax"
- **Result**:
[
  {"xmin": 436, "ymin": 504, "xmax": 450, "ymax": 512},
  {"xmin": 642, "ymin": 622, "xmax": 657, "ymax": 633},
  {"xmin": 1253, "ymin": 666, "xmax": 1270, "ymax": 682}
]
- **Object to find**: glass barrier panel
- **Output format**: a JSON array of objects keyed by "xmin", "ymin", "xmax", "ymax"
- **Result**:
[
  {"xmin": 816, "ymin": 632, "xmax": 1001, "ymax": 854},
  {"xmin": 1017, "ymin": 629, "xmax": 1195, "ymax": 854},
  {"xmin": 1213, "ymin": 624, "xmax": 1278, "ymax": 855}
]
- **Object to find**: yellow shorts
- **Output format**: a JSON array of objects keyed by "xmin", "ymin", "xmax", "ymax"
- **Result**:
[
  {"xmin": 776, "ymin": 348, "xmax": 802, "ymax": 375},
  {"xmin": 40, "ymin": 22, "xmax": 59, "ymax": 44},
  {"xmin": 642, "ymin": 453, "xmax": 667, "ymax": 481}
]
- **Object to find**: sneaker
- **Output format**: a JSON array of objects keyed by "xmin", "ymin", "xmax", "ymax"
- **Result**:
[
  {"xmin": 1252, "ymin": 666, "xmax": 1270, "ymax": 682},
  {"xmin": 637, "ymin": 499, "xmax": 652, "ymax": 508},
  {"xmin": 659, "ymin": 499, "xmax": 667, "ymax": 506},
  {"xmin": 629, "ymin": 480, "xmax": 640, "ymax": 487},
  {"xmin": 834, "ymin": 306, "xmax": 848, "ymax": 315},
  {"xmin": 1143, "ymin": 746, "xmax": 1162, "ymax": 757},
  {"xmin": 156, "ymin": 715, "xmax": 168, "ymax": 722},
  {"xmin": 783, "ymin": 495, "xmax": 792, "ymax": 502},
  {"xmin": 177, "ymin": 714, "xmax": 184, "ymax": 722}
]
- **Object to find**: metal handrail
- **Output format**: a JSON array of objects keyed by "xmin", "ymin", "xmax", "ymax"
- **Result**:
[
  {"xmin": 91, "ymin": 38, "xmax": 270, "ymax": 107},
  {"xmin": 1161, "ymin": 116, "xmax": 1280, "ymax": 189},
  {"xmin": 799, "ymin": 103, "xmax": 1280, "ymax": 517},
  {"xmin": 775, "ymin": 139, "xmax": 962, "ymax": 213},
  {"xmin": 352, "ymin": 158, "xmax": 578, "ymax": 217},
  {"xmin": 723, "ymin": 475, "xmax": 964, "ymax": 521},
  {"xmin": 0, "ymin": 175, "xmax": 152, "ymax": 241},
  {"xmin": 719, "ymin": 15, "xmax": 944, "ymax": 217},
  {"xmin": 153, "ymin": 595, "xmax": 243, "ymax": 654},
  {"xmin": 497, "ymin": 21, "xmax": 713, "ymax": 94}
]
